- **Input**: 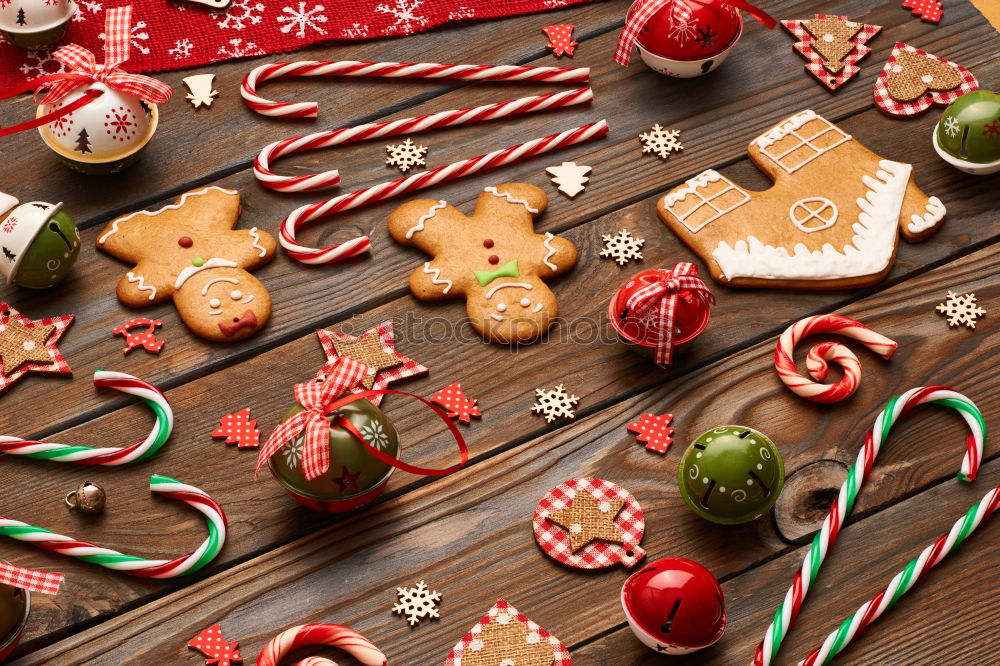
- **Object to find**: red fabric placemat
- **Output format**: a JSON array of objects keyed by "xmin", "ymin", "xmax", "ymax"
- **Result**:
[{"xmin": 1, "ymin": 0, "xmax": 596, "ymax": 88}]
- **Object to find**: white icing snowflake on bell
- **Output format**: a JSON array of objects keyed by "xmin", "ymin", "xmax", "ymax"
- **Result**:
[{"xmin": 0, "ymin": 0, "xmax": 75, "ymax": 49}]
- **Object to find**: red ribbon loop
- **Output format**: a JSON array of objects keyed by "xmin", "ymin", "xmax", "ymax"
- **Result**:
[{"xmin": 624, "ymin": 262, "xmax": 715, "ymax": 365}]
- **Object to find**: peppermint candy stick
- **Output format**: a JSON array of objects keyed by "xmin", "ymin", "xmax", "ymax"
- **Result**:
[
  {"xmin": 775, "ymin": 315, "xmax": 898, "ymax": 403},
  {"xmin": 0, "ymin": 475, "xmax": 227, "ymax": 578},
  {"xmin": 800, "ymin": 484, "xmax": 1000, "ymax": 665},
  {"xmin": 0, "ymin": 370, "xmax": 172, "ymax": 465},
  {"xmin": 257, "ymin": 624, "xmax": 387, "ymax": 666},
  {"xmin": 753, "ymin": 386, "xmax": 985, "ymax": 666},
  {"xmin": 241, "ymin": 60, "xmax": 591, "ymax": 117},
  {"xmin": 277, "ymin": 120, "xmax": 609, "ymax": 264}
]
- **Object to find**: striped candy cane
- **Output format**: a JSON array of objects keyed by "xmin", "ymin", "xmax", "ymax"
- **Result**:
[
  {"xmin": 0, "ymin": 370, "xmax": 172, "ymax": 465},
  {"xmin": 0, "ymin": 475, "xmax": 227, "ymax": 578},
  {"xmin": 775, "ymin": 315, "xmax": 898, "ymax": 403},
  {"xmin": 753, "ymin": 386, "xmax": 985, "ymax": 666},
  {"xmin": 241, "ymin": 59, "xmax": 607, "ymax": 265},
  {"xmin": 256, "ymin": 624, "xmax": 387, "ymax": 666}
]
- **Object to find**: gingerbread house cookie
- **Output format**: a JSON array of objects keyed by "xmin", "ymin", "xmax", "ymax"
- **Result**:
[{"xmin": 656, "ymin": 110, "xmax": 946, "ymax": 290}]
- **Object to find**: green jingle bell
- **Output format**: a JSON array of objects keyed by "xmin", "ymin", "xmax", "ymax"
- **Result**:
[
  {"xmin": 933, "ymin": 90, "xmax": 1000, "ymax": 175},
  {"xmin": 269, "ymin": 398, "xmax": 400, "ymax": 512},
  {"xmin": 677, "ymin": 426, "xmax": 785, "ymax": 525},
  {"xmin": 0, "ymin": 574, "xmax": 29, "ymax": 662},
  {"xmin": 0, "ymin": 193, "xmax": 80, "ymax": 289}
]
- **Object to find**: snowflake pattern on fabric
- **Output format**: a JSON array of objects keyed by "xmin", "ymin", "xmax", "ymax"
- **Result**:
[
  {"xmin": 169, "ymin": 38, "xmax": 194, "ymax": 59},
  {"xmin": 340, "ymin": 22, "xmax": 370, "ymax": 37},
  {"xmin": 216, "ymin": 38, "xmax": 264, "ymax": 59},
  {"xmin": 358, "ymin": 421, "xmax": 390, "ymax": 450},
  {"xmin": 936, "ymin": 291, "xmax": 986, "ymax": 329},
  {"xmin": 277, "ymin": 2, "xmax": 328, "ymax": 37},
  {"xmin": 599, "ymin": 229, "xmax": 645, "ymax": 266},
  {"xmin": 532, "ymin": 384, "xmax": 579, "ymax": 422},
  {"xmin": 100, "ymin": 19, "xmax": 151, "ymax": 55},
  {"xmin": 639, "ymin": 124, "xmax": 683, "ymax": 160},
  {"xmin": 73, "ymin": 0, "xmax": 102, "ymax": 22},
  {"xmin": 385, "ymin": 138, "xmax": 428, "ymax": 172},
  {"xmin": 376, "ymin": 0, "xmax": 429, "ymax": 33},
  {"xmin": 18, "ymin": 50, "xmax": 66, "ymax": 78},
  {"xmin": 393, "ymin": 580, "xmax": 441, "ymax": 625},
  {"xmin": 214, "ymin": 0, "xmax": 265, "ymax": 30}
]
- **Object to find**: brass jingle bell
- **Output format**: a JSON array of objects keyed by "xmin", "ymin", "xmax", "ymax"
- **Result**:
[{"xmin": 65, "ymin": 481, "xmax": 106, "ymax": 514}]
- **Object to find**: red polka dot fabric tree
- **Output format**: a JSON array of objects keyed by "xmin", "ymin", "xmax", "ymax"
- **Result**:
[
  {"xmin": 627, "ymin": 413, "xmax": 674, "ymax": 454},
  {"xmin": 212, "ymin": 408, "xmax": 260, "ymax": 449}
]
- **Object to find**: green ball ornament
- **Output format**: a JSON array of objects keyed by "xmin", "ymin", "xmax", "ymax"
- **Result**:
[
  {"xmin": 933, "ymin": 90, "xmax": 1000, "ymax": 175},
  {"xmin": 0, "ymin": 194, "xmax": 80, "ymax": 289},
  {"xmin": 677, "ymin": 426, "xmax": 785, "ymax": 525}
]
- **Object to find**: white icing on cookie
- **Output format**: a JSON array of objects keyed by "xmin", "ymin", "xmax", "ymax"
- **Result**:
[
  {"xmin": 248, "ymin": 227, "xmax": 267, "ymax": 257},
  {"xmin": 484, "ymin": 186, "xmax": 539, "ymax": 214},
  {"xmin": 542, "ymin": 232, "xmax": 558, "ymax": 271},
  {"xmin": 242, "ymin": 294, "xmax": 255, "ymax": 304},
  {"xmin": 662, "ymin": 170, "xmax": 751, "ymax": 234},
  {"xmin": 485, "ymin": 282, "xmax": 533, "ymax": 299},
  {"xmin": 907, "ymin": 196, "xmax": 946, "ymax": 234},
  {"xmin": 532, "ymin": 303, "xmax": 544, "ymax": 313},
  {"xmin": 789, "ymin": 197, "xmax": 838, "ymax": 233},
  {"xmin": 98, "ymin": 186, "xmax": 238, "ymax": 244},
  {"xmin": 490, "ymin": 314, "xmax": 506, "ymax": 322},
  {"xmin": 126, "ymin": 271, "xmax": 156, "ymax": 300},
  {"xmin": 201, "ymin": 276, "xmax": 239, "ymax": 295},
  {"xmin": 752, "ymin": 110, "xmax": 852, "ymax": 175},
  {"xmin": 174, "ymin": 258, "xmax": 238, "ymax": 290},
  {"xmin": 712, "ymin": 160, "xmax": 910, "ymax": 281},
  {"xmin": 407, "ymin": 201, "xmax": 447, "ymax": 239},
  {"xmin": 422, "ymin": 262, "xmax": 453, "ymax": 294},
  {"xmin": 497, "ymin": 303, "xmax": 508, "ymax": 312}
]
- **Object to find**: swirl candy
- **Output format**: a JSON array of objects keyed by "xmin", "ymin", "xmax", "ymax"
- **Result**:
[
  {"xmin": 256, "ymin": 624, "xmax": 387, "ymax": 666},
  {"xmin": 0, "ymin": 475, "xmax": 227, "ymax": 578},
  {"xmin": 753, "ymin": 386, "xmax": 986, "ymax": 666},
  {"xmin": 0, "ymin": 370, "xmax": 173, "ymax": 464},
  {"xmin": 774, "ymin": 315, "xmax": 897, "ymax": 403}
]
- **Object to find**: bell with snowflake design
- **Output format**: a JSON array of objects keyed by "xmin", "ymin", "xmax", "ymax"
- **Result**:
[
  {"xmin": 0, "ymin": 192, "xmax": 80, "ymax": 289},
  {"xmin": 933, "ymin": 90, "xmax": 1000, "ymax": 175},
  {"xmin": 0, "ymin": 570, "xmax": 29, "ymax": 664},
  {"xmin": 0, "ymin": 0, "xmax": 75, "ymax": 49}
]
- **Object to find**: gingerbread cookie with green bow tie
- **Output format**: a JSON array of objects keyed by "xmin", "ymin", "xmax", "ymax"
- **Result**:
[
  {"xmin": 96, "ymin": 186, "xmax": 277, "ymax": 342},
  {"xmin": 388, "ymin": 184, "xmax": 577, "ymax": 343}
]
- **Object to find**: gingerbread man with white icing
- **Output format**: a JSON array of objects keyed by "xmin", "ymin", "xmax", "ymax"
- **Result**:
[
  {"xmin": 96, "ymin": 186, "xmax": 277, "ymax": 342},
  {"xmin": 388, "ymin": 183, "xmax": 577, "ymax": 343}
]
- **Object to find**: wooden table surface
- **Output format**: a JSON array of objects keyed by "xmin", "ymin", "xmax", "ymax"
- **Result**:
[{"xmin": 1, "ymin": 1, "xmax": 998, "ymax": 664}]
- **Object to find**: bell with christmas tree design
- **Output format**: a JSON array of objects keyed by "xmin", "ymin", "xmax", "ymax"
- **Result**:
[
  {"xmin": 0, "ymin": 574, "xmax": 29, "ymax": 664},
  {"xmin": 0, "ymin": 192, "xmax": 80, "ymax": 288},
  {"xmin": 0, "ymin": 0, "xmax": 75, "ymax": 49},
  {"xmin": 933, "ymin": 90, "xmax": 1000, "ymax": 175}
]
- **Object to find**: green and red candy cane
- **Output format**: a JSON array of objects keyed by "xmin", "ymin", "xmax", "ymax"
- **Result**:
[{"xmin": 753, "ymin": 386, "xmax": 988, "ymax": 666}]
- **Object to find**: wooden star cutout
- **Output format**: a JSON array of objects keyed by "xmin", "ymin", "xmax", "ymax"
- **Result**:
[
  {"xmin": 0, "ymin": 304, "xmax": 73, "ymax": 394},
  {"xmin": 546, "ymin": 490, "xmax": 625, "ymax": 552},
  {"xmin": 315, "ymin": 321, "xmax": 428, "ymax": 405}
]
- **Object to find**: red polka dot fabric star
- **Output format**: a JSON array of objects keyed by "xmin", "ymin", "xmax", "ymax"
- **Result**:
[
  {"xmin": 627, "ymin": 412, "xmax": 674, "ymax": 454},
  {"xmin": 188, "ymin": 624, "xmax": 242, "ymax": 666},
  {"xmin": 212, "ymin": 408, "xmax": 260, "ymax": 449},
  {"xmin": 902, "ymin": 0, "xmax": 943, "ymax": 23},
  {"xmin": 430, "ymin": 382, "xmax": 482, "ymax": 424},
  {"xmin": 542, "ymin": 24, "xmax": 579, "ymax": 57}
]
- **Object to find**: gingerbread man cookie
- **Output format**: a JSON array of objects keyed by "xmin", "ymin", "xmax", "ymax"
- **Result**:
[
  {"xmin": 387, "ymin": 184, "xmax": 577, "ymax": 343},
  {"xmin": 657, "ymin": 110, "xmax": 946, "ymax": 290},
  {"xmin": 96, "ymin": 187, "xmax": 277, "ymax": 342}
]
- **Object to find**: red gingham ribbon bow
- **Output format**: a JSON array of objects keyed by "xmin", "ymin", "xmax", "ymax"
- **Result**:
[
  {"xmin": 624, "ymin": 262, "xmax": 714, "ymax": 365},
  {"xmin": 0, "ymin": 561, "xmax": 63, "ymax": 595},
  {"xmin": 256, "ymin": 357, "xmax": 369, "ymax": 481},
  {"xmin": 39, "ymin": 6, "xmax": 173, "ymax": 106},
  {"xmin": 613, "ymin": 0, "xmax": 775, "ymax": 66}
]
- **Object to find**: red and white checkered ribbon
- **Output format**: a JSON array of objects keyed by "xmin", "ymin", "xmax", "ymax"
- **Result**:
[
  {"xmin": 614, "ymin": 0, "xmax": 775, "ymax": 66},
  {"xmin": 256, "ymin": 357, "xmax": 369, "ymax": 481},
  {"xmin": 39, "ymin": 6, "xmax": 172, "ymax": 106},
  {"xmin": 624, "ymin": 262, "xmax": 714, "ymax": 365},
  {"xmin": 0, "ymin": 562, "xmax": 63, "ymax": 595}
]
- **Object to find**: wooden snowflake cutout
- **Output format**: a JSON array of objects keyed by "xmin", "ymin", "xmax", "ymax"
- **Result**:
[
  {"xmin": 545, "ymin": 161, "xmax": 591, "ymax": 198},
  {"xmin": 936, "ymin": 291, "xmax": 986, "ymax": 329},
  {"xmin": 532, "ymin": 384, "xmax": 579, "ymax": 422},
  {"xmin": 639, "ymin": 124, "xmax": 683, "ymax": 160},
  {"xmin": 431, "ymin": 382, "xmax": 482, "ymax": 424},
  {"xmin": 627, "ymin": 413, "xmax": 674, "ymax": 454},
  {"xmin": 385, "ymin": 138, "xmax": 428, "ymax": 172},
  {"xmin": 393, "ymin": 580, "xmax": 441, "ymax": 625},
  {"xmin": 212, "ymin": 408, "xmax": 260, "ymax": 448},
  {"xmin": 599, "ymin": 229, "xmax": 645, "ymax": 266}
]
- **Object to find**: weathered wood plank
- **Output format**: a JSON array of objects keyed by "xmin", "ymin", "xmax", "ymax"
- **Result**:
[{"xmin": 4, "ymin": 241, "xmax": 996, "ymax": 656}]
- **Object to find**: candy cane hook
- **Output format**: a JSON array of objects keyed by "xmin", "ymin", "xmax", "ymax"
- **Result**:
[
  {"xmin": 0, "ymin": 370, "xmax": 173, "ymax": 465},
  {"xmin": 753, "ymin": 386, "xmax": 985, "ymax": 666},
  {"xmin": 0, "ymin": 475, "xmax": 227, "ymax": 578},
  {"xmin": 256, "ymin": 624, "xmax": 387, "ymax": 666}
]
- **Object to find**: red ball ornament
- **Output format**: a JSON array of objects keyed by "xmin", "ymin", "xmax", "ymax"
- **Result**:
[
  {"xmin": 638, "ymin": 0, "xmax": 741, "ymax": 61},
  {"xmin": 621, "ymin": 557, "xmax": 726, "ymax": 654}
]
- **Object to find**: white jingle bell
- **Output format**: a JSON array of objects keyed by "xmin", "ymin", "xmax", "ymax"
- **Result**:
[{"xmin": 0, "ymin": 0, "xmax": 75, "ymax": 49}]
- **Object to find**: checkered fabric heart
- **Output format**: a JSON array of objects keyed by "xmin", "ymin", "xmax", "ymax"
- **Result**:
[
  {"xmin": 781, "ymin": 16, "xmax": 882, "ymax": 92},
  {"xmin": 874, "ymin": 42, "xmax": 979, "ymax": 117},
  {"xmin": 443, "ymin": 598, "xmax": 572, "ymax": 666},
  {"xmin": 532, "ymin": 478, "xmax": 645, "ymax": 570},
  {"xmin": 0, "ymin": 562, "xmax": 63, "ymax": 595}
]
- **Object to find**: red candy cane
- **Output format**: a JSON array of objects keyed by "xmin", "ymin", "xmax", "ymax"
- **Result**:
[
  {"xmin": 256, "ymin": 624, "xmax": 386, "ymax": 666},
  {"xmin": 775, "ymin": 315, "xmax": 897, "ymax": 403},
  {"xmin": 241, "ymin": 60, "xmax": 607, "ymax": 265}
]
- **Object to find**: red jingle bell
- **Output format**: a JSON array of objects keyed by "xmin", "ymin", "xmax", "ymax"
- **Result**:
[{"xmin": 621, "ymin": 557, "xmax": 726, "ymax": 654}]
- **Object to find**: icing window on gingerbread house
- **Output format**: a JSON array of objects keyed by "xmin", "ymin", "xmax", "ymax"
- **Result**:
[
  {"xmin": 756, "ymin": 114, "xmax": 851, "ymax": 174},
  {"xmin": 790, "ymin": 197, "xmax": 838, "ymax": 233},
  {"xmin": 662, "ymin": 170, "xmax": 751, "ymax": 234}
]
